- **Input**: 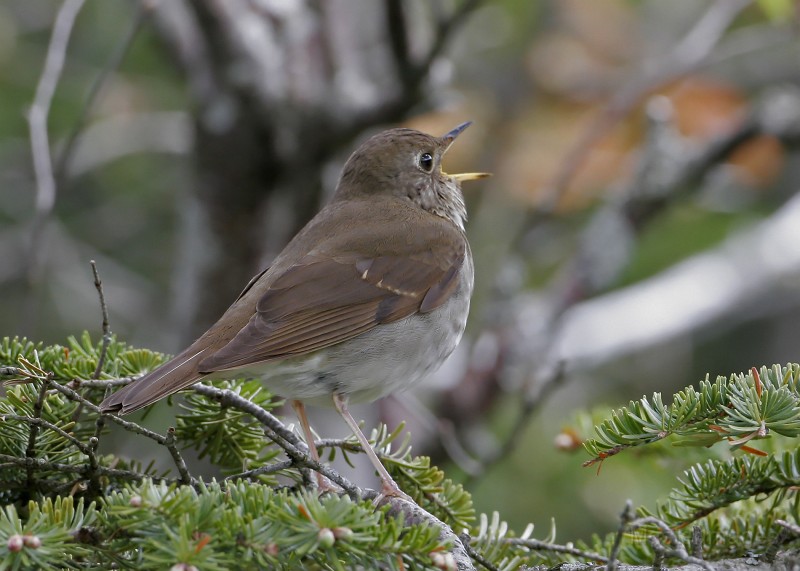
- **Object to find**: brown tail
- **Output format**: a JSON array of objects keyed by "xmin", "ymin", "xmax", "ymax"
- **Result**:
[{"xmin": 99, "ymin": 346, "xmax": 210, "ymax": 414}]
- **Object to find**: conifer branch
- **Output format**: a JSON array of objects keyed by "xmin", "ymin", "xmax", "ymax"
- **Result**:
[{"xmin": 4, "ymin": 333, "xmax": 800, "ymax": 568}]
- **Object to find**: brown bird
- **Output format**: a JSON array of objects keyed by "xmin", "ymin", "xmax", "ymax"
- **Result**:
[{"xmin": 100, "ymin": 122, "xmax": 488, "ymax": 499}]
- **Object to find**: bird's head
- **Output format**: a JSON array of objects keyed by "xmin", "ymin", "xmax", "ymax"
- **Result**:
[{"xmin": 336, "ymin": 122, "xmax": 490, "ymax": 230}]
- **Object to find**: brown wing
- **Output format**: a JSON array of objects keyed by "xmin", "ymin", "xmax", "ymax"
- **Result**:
[{"xmin": 197, "ymin": 241, "xmax": 465, "ymax": 372}]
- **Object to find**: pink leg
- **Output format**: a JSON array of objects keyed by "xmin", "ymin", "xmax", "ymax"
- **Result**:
[
  {"xmin": 291, "ymin": 400, "xmax": 339, "ymax": 493},
  {"xmin": 332, "ymin": 393, "xmax": 412, "ymax": 502}
]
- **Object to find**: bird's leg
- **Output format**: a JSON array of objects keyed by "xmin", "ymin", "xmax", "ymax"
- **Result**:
[
  {"xmin": 332, "ymin": 393, "xmax": 412, "ymax": 503},
  {"xmin": 291, "ymin": 400, "xmax": 340, "ymax": 494}
]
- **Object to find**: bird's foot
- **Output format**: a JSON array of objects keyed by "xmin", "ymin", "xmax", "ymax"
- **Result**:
[
  {"xmin": 372, "ymin": 479, "xmax": 414, "ymax": 506},
  {"xmin": 314, "ymin": 473, "xmax": 343, "ymax": 496}
]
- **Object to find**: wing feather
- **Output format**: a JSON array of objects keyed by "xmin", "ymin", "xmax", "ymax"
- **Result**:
[{"xmin": 198, "ymin": 238, "xmax": 465, "ymax": 373}]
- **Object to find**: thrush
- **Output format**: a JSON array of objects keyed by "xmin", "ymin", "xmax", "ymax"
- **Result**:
[{"xmin": 100, "ymin": 122, "xmax": 488, "ymax": 499}]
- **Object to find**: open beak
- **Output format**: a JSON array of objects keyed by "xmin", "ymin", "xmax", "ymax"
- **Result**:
[
  {"xmin": 450, "ymin": 172, "xmax": 491, "ymax": 182},
  {"xmin": 441, "ymin": 122, "xmax": 491, "ymax": 183}
]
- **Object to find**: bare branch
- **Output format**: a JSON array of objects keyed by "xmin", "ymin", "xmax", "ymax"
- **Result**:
[
  {"xmin": 71, "ymin": 377, "xmax": 136, "ymax": 388},
  {"xmin": 164, "ymin": 426, "xmax": 193, "ymax": 485},
  {"xmin": 24, "ymin": 380, "xmax": 51, "ymax": 488},
  {"xmin": 461, "ymin": 534, "xmax": 501, "ymax": 571},
  {"xmin": 90, "ymin": 260, "xmax": 111, "ymax": 379},
  {"xmin": 224, "ymin": 459, "xmax": 294, "ymax": 481},
  {"xmin": 53, "ymin": 382, "xmax": 162, "ymax": 445},
  {"xmin": 503, "ymin": 537, "xmax": 608, "ymax": 563},
  {"xmin": 190, "ymin": 383, "xmax": 302, "ymax": 450},
  {"xmin": 190, "ymin": 383, "xmax": 362, "ymax": 499},
  {"xmin": 87, "ymin": 261, "xmax": 111, "ymax": 488},
  {"xmin": 27, "ymin": 0, "xmax": 86, "ymax": 280}
]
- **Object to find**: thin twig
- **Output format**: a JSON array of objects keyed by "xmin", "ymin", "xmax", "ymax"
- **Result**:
[
  {"xmin": 27, "ymin": 0, "xmax": 86, "ymax": 280},
  {"xmin": 0, "ymin": 452, "xmax": 171, "ymax": 484},
  {"xmin": 164, "ymin": 427, "xmax": 193, "ymax": 485},
  {"xmin": 52, "ymin": 380, "xmax": 200, "ymax": 484},
  {"xmin": 461, "ymin": 533, "xmax": 501, "ymax": 571},
  {"xmin": 71, "ymin": 377, "xmax": 136, "ymax": 388},
  {"xmin": 190, "ymin": 383, "xmax": 361, "ymax": 499},
  {"xmin": 190, "ymin": 384, "xmax": 302, "ymax": 450},
  {"xmin": 51, "ymin": 381, "xmax": 165, "ymax": 445},
  {"xmin": 90, "ymin": 260, "xmax": 111, "ymax": 379},
  {"xmin": 502, "ymin": 537, "xmax": 608, "ymax": 563},
  {"xmin": 5, "ymin": 413, "xmax": 94, "ymax": 457},
  {"xmin": 0, "ymin": 366, "xmax": 24, "ymax": 377},
  {"xmin": 54, "ymin": 375, "xmax": 358, "ymax": 495},
  {"xmin": 54, "ymin": 0, "xmax": 151, "ymax": 185},
  {"xmin": 314, "ymin": 437, "xmax": 362, "ymax": 452},
  {"xmin": 25, "ymin": 380, "xmax": 51, "ymax": 488},
  {"xmin": 764, "ymin": 527, "xmax": 792, "ymax": 563},
  {"xmin": 224, "ymin": 460, "xmax": 294, "ymax": 481}
]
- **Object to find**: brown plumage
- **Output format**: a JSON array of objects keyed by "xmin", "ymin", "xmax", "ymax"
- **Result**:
[{"xmin": 100, "ymin": 123, "xmax": 488, "ymax": 499}]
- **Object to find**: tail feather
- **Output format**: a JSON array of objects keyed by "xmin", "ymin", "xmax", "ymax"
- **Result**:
[{"xmin": 100, "ymin": 347, "xmax": 209, "ymax": 414}]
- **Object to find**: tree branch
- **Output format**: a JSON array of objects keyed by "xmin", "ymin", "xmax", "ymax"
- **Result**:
[{"xmin": 189, "ymin": 383, "xmax": 362, "ymax": 499}]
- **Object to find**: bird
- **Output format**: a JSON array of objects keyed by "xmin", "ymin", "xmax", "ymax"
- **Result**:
[{"xmin": 100, "ymin": 122, "xmax": 488, "ymax": 499}]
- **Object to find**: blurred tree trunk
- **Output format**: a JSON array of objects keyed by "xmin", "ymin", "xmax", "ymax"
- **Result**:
[{"xmin": 149, "ymin": 0, "xmax": 480, "ymax": 341}]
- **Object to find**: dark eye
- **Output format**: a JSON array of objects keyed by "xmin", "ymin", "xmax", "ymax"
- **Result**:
[{"xmin": 419, "ymin": 152, "xmax": 434, "ymax": 172}]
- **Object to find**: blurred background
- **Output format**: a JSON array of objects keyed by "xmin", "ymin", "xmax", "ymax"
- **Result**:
[{"xmin": 2, "ymin": 0, "xmax": 800, "ymax": 543}]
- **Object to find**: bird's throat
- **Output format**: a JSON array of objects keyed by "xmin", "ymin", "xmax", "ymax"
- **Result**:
[{"xmin": 414, "ymin": 180, "xmax": 467, "ymax": 231}]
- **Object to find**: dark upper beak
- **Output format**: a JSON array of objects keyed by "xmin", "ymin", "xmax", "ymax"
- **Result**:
[{"xmin": 442, "ymin": 121, "xmax": 473, "ymax": 146}]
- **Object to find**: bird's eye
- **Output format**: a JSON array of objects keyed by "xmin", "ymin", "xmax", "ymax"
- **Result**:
[{"xmin": 419, "ymin": 152, "xmax": 434, "ymax": 172}]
